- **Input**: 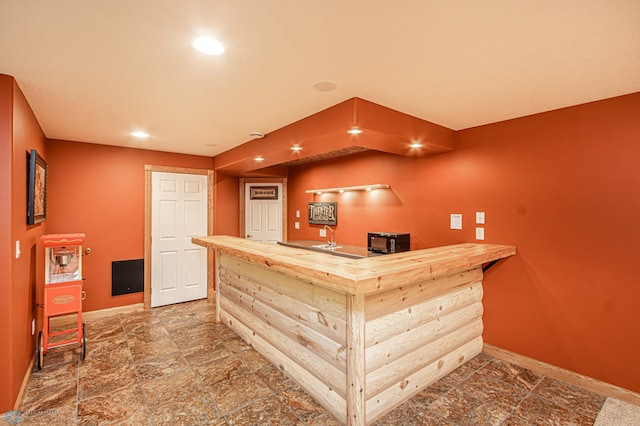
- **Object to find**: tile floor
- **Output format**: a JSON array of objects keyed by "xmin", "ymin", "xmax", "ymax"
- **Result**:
[{"xmin": 10, "ymin": 298, "xmax": 626, "ymax": 425}]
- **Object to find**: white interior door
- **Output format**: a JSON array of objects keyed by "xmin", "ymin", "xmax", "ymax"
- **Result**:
[
  {"xmin": 151, "ymin": 172, "xmax": 208, "ymax": 307},
  {"xmin": 245, "ymin": 183, "xmax": 283, "ymax": 243}
]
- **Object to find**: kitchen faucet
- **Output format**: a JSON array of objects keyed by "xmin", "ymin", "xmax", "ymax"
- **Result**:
[{"xmin": 323, "ymin": 225, "xmax": 335, "ymax": 247}]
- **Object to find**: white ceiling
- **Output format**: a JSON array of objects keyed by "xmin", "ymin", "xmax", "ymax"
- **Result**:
[{"xmin": 1, "ymin": 1, "xmax": 639, "ymax": 157}]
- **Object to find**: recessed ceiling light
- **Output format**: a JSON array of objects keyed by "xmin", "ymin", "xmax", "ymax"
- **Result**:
[
  {"xmin": 313, "ymin": 81, "xmax": 337, "ymax": 92},
  {"xmin": 249, "ymin": 132, "xmax": 265, "ymax": 139},
  {"xmin": 347, "ymin": 127, "xmax": 363, "ymax": 135},
  {"xmin": 291, "ymin": 146, "xmax": 302, "ymax": 152},
  {"xmin": 131, "ymin": 131, "xmax": 149, "ymax": 139},
  {"xmin": 410, "ymin": 142, "xmax": 423, "ymax": 149},
  {"xmin": 193, "ymin": 36, "xmax": 224, "ymax": 55},
  {"xmin": 254, "ymin": 156, "xmax": 264, "ymax": 162}
]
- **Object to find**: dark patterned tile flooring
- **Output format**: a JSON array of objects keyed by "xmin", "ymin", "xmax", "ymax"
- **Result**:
[{"xmin": 15, "ymin": 298, "xmax": 611, "ymax": 425}]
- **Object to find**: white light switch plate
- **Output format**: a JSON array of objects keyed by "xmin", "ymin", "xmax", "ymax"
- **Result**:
[
  {"xmin": 319, "ymin": 229, "xmax": 327, "ymax": 237},
  {"xmin": 476, "ymin": 227, "xmax": 485, "ymax": 240},
  {"xmin": 15, "ymin": 240, "xmax": 20, "ymax": 259},
  {"xmin": 296, "ymin": 210, "xmax": 300, "ymax": 218},
  {"xmin": 450, "ymin": 214, "xmax": 462, "ymax": 230},
  {"xmin": 476, "ymin": 211, "xmax": 485, "ymax": 224},
  {"xmin": 294, "ymin": 221, "xmax": 300, "ymax": 230}
]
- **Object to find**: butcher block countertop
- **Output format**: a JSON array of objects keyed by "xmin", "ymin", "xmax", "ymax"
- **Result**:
[{"xmin": 192, "ymin": 235, "xmax": 516, "ymax": 295}]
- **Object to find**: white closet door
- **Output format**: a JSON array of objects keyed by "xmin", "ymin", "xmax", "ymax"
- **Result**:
[
  {"xmin": 245, "ymin": 183, "xmax": 283, "ymax": 243},
  {"xmin": 151, "ymin": 172, "xmax": 207, "ymax": 307}
]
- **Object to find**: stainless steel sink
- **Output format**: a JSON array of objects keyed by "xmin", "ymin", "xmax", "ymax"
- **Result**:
[
  {"xmin": 311, "ymin": 244, "xmax": 343, "ymax": 250},
  {"xmin": 278, "ymin": 240, "xmax": 369, "ymax": 259}
]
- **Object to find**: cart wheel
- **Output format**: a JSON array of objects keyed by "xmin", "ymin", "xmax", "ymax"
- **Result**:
[
  {"xmin": 36, "ymin": 331, "xmax": 44, "ymax": 370},
  {"xmin": 81, "ymin": 323, "xmax": 87, "ymax": 361}
]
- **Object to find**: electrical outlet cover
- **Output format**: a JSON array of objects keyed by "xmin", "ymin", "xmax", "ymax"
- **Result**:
[{"xmin": 450, "ymin": 214, "xmax": 462, "ymax": 230}]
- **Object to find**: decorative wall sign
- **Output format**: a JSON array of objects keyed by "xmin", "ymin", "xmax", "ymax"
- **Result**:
[
  {"xmin": 308, "ymin": 202, "xmax": 337, "ymax": 225},
  {"xmin": 27, "ymin": 149, "xmax": 47, "ymax": 225},
  {"xmin": 250, "ymin": 186, "xmax": 279, "ymax": 200}
]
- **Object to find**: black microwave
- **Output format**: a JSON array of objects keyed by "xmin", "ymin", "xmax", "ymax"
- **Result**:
[{"xmin": 367, "ymin": 232, "xmax": 410, "ymax": 254}]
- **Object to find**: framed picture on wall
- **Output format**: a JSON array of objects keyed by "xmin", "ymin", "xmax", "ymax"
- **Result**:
[
  {"xmin": 308, "ymin": 202, "xmax": 337, "ymax": 225},
  {"xmin": 27, "ymin": 149, "xmax": 47, "ymax": 225},
  {"xmin": 250, "ymin": 185, "xmax": 279, "ymax": 200}
]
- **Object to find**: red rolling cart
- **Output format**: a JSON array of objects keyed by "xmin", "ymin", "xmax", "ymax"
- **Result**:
[{"xmin": 37, "ymin": 233, "xmax": 87, "ymax": 369}]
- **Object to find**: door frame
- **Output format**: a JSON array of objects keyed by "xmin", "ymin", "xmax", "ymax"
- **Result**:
[
  {"xmin": 239, "ymin": 177, "xmax": 287, "ymax": 242},
  {"xmin": 144, "ymin": 165, "xmax": 214, "ymax": 310}
]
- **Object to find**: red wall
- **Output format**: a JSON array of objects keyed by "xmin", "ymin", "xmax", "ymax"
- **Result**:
[
  {"xmin": 286, "ymin": 93, "xmax": 640, "ymax": 393},
  {"xmin": 214, "ymin": 171, "xmax": 240, "ymax": 236},
  {"xmin": 46, "ymin": 140, "xmax": 213, "ymax": 312},
  {"xmin": 0, "ymin": 74, "xmax": 15, "ymax": 414},
  {"xmin": 459, "ymin": 93, "xmax": 640, "ymax": 393},
  {"xmin": 0, "ymin": 75, "xmax": 47, "ymax": 413}
]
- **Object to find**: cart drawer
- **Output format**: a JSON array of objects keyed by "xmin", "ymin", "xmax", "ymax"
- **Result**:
[{"xmin": 44, "ymin": 281, "xmax": 83, "ymax": 316}]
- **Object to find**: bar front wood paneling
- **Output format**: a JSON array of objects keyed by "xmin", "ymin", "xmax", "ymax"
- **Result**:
[{"xmin": 192, "ymin": 236, "xmax": 515, "ymax": 425}]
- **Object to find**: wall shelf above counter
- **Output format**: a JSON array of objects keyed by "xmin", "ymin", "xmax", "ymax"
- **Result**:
[{"xmin": 305, "ymin": 183, "xmax": 389, "ymax": 194}]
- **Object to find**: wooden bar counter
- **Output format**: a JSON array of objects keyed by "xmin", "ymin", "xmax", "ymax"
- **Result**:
[{"xmin": 192, "ymin": 236, "xmax": 516, "ymax": 425}]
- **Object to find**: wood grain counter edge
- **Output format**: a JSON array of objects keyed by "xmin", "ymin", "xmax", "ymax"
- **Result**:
[{"xmin": 192, "ymin": 235, "xmax": 516, "ymax": 295}]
